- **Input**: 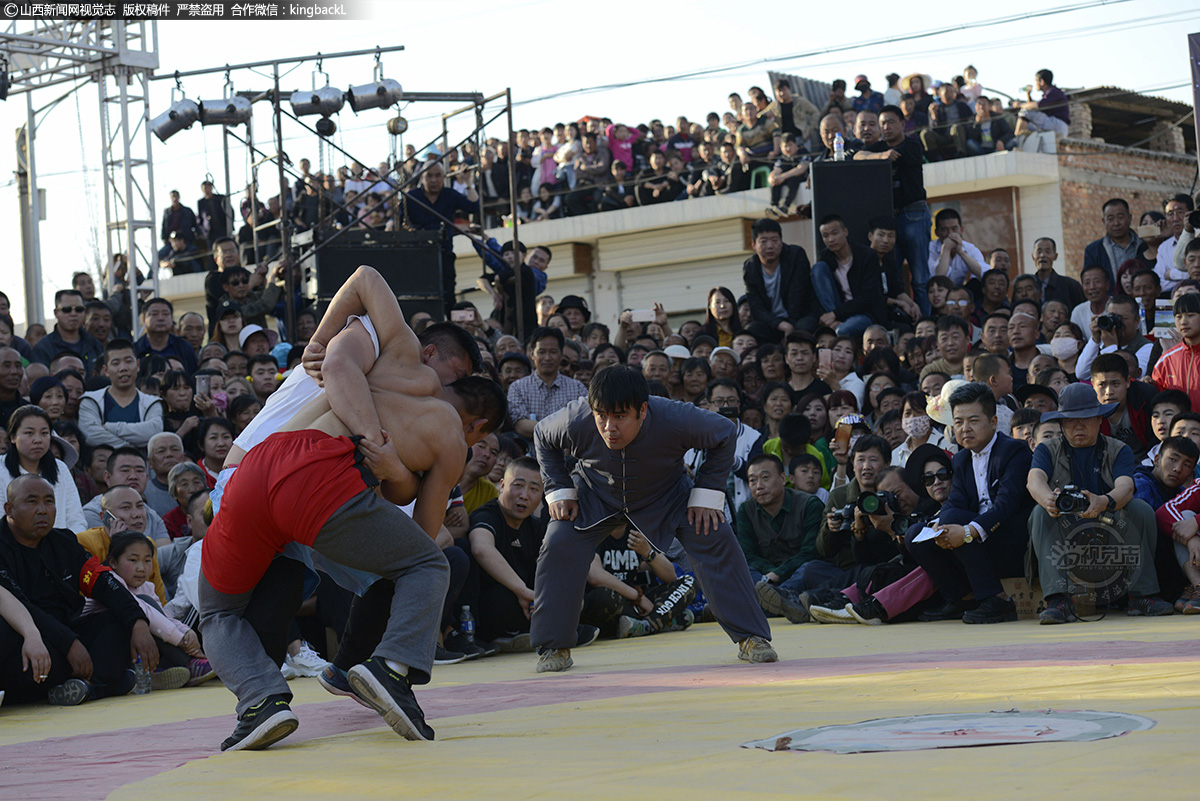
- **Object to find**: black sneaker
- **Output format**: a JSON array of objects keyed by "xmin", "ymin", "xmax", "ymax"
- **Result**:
[
  {"xmin": 847, "ymin": 595, "xmax": 889, "ymax": 625},
  {"xmin": 47, "ymin": 678, "xmax": 92, "ymax": 706},
  {"xmin": 575, "ymin": 624, "xmax": 600, "ymax": 647},
  {"xmin": 433, "ymin": 646, "xmax": 466, "ymax": 665},
  {"xmin": 757, "ymin": 581, "xmax": 811, "ymax": 624},
  {"xmin": 443, "ymin": 632, "xmax": 486, "ymax": 660},
  {"xmin": 347, "ymin": 658, "xmax": 435, "ymax": 741},
  {"xmin": 918, "ymin": 599, "xmax": 974, "ymax": 622},
  {"xmin": 220, "ymin": 694, "xmax": 299, "ymax": 752},
  {"xmin": 474, "ymin": 638, "xmax": 500, "ymax": 657},
  {"xmin": 963, "ymin": 595, "xmax": 1018, "ymax": 625},
  {"xmin": 1039, "ymin": 594, "xmax": 1078, "ymax": 625},
  {"xmin": 1127, "ymin": 595, "xmax": 1174, "ymax": 617}
]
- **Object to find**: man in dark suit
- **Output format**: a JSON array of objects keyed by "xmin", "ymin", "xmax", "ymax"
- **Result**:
[
  {"xmin": 742, "ymin": 218, "xmax": 819, "ymax": 343},
  {"xmin": 810, "ymin": 214, "xmax": 888, "ymax": 341},
  {"xmin": 907, "ymin": 382, "xmax": 1034, "ymax": 623},
  {"xmin": 1032, "ymin": 237, "xmax": 1085, "ymax": 310}
]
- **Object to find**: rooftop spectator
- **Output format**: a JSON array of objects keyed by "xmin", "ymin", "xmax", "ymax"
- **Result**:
[{"xmin": 1014, "ymin": 68, "xmax": 1070, "ymax": 138}]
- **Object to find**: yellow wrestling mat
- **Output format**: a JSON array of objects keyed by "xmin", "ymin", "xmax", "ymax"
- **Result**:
[{"xmin": 5, "ymin": 616, "xmax": 1199, "ymax": 801}]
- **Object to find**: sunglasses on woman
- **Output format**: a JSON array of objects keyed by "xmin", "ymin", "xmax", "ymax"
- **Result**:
[{"xmin": 923, "ymin": 468, "xmax": 952, "ymax": 486}]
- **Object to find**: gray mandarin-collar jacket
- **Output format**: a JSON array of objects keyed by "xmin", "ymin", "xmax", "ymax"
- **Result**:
[{"xmin": 534, "ymin": 396, "xmax": 736, "ymax": 535}]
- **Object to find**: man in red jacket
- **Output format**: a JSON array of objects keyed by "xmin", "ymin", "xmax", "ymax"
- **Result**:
[{"xmin": 1153, "ymin": 293, "xmax": 1200, "ymax": 412}]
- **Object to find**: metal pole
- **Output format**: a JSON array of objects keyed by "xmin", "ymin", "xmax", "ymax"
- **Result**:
[
  {"xmin": 119, "ymin": 68, "xmax": 140, "ymax": 339},
  {"xmin": 474, "ymin": 100, "xmax": 485, "ymax": 227},
  {"xmin": 248, "ymin": 115, "xmax": 259, "ymax": 266},
  {"xmin": 97, "ymin": 75, "xmax": 115, "ymax": 307},
  {"xmin": 141, "ymin": 69, "xmax": 159, "ymax": 299},
  {"xmin": 150, "ymin": 44, "xmax": 406, "ymax": 81},
  {"xmin": 275, "ymin": 63, "xmax": 296, "ymax": 340},
  {"xmin": 222, "ymin": 124, "xmax": 232, "ymax": 247},
  {"xmin": 18, "ymin": 95, "xmax": 44, "ymax": 327},
  {"xmin": 506, "ymin": 88, "xmax": 523, "ymax": 343}
]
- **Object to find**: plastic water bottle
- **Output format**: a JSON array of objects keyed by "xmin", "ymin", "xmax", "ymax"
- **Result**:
[
  {"xmin": 133, "ymin": 655, "xmax": 152, "ymax": 695},
  {"xmin": 459, "ymin": 606, "xmax": 476, "ymax": 644},
  {"xmin": 833, "ymin": 132, "xmax": 845, "ymax": 162}
]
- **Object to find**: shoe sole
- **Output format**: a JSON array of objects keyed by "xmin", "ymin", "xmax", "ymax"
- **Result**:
[
  {"xmin": 47, "ymin": 680, "xmax": 89, "ymax": 706},
  {"xmin": 809, "ymin": 605, "xmax": 856, "ymax": 624},
  {"xmin": 223, "ymin": 710, "xmax": 300, "ymax": 752},
  {"xmin": 617, "ymin": 617, "xmax": 634, "ymax": 639},
  {"xmin": 756, "ymin": 583, "xmax": 810, "ymax": 624},
  {"xmin": 738, "ymin": 648, "xmax": 779, "ymax": 664},
  {"xmin": 576, "ymin": 627, "xmax": 600, "ymax": 648},
  {"xmin": 1127, "ymin": 609, "xmax": 1174, "ymax": 617},
  {"xmin": 1184, "ymin": 605, "xmax": 1200, "ymax": 616},
  {"xmin": 1039, "ymin": 614, "xmax": 1077, "ymax": 625},
  {"xmin": 185, "ymin": 670, "xmax": 217, "ymax": 688},
  {"xmin": 962, "ymin": 611, "xmax": 1018, "ymax": 624},
  {"xmin": 847, "ymin": 605, "xmax": 885, "ymax": 626},
  {"xmin": 493, "ymin": 633, "xmax": 532, "ymax": 653},
  {"xmin": 150, "ymin": 666, "xmax": 191, "ymax": 691},
  {"xmin": 347, "ymin": 666, "xmax": 430, "ymax": 742},
  {"xmin": 318, "ymin": 672, "xmax": 371, "ymax": 709},
  {"xmin": 433, "ymin": 653, "xmax": 466, "ymax": 666}
]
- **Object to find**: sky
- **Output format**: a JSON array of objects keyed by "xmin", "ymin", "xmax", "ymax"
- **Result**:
[{"xmin": 2, "ymin": 0, "xmax": 1198, "ymax": 329}]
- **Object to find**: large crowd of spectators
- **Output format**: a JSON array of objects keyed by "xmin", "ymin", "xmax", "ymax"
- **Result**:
[{"xmin": 2, "ymin": 61, "xmax": 1198, "ymax": 711}]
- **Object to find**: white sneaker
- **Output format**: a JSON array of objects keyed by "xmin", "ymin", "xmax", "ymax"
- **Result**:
[{"xmin": 283, "ymin": 642, "xmax": 329, "ymax": 678}]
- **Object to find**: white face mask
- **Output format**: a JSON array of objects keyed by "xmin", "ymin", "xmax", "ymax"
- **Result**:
[
  {"xmin": 1051, "ymin": 338, "xmax": 1080, "ymax": 360},
  {"xmin": 902, "ymin": 415, "xmax": 932, "ymax": 439}
]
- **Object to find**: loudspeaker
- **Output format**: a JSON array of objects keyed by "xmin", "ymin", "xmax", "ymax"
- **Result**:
[
  {"xmin": 310, "ymin": 230, "xmax": 443, "ymax": 309},
  {"xmin": 810, "ymin": 160, "xmax": 894, "ymax": 246}
]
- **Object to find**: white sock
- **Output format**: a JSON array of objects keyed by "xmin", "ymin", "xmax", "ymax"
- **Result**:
[{"xmin": 384, "ymin": 659, "xmax": 409, "ymax": 676}]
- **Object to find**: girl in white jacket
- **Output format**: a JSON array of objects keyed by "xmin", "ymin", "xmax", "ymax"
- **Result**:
[{"xmin": 1, "ymin": 405, "xmax": 86, "ymax": 532}]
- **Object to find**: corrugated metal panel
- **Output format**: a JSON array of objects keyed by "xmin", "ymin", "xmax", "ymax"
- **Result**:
[
  {"xmin": 599, "ymin": 219, "xmax": 747, "ymax": 272},
  {"xmin": 616, "ymin": 256, "xmax": 746, "ymax": 317}
]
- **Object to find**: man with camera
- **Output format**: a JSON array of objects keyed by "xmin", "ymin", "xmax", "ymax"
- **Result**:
[
  {"xmin": 1027, "ymin": 383, "xmax": 1173, "ymax": 624},
  {"xmin": 907, "ymin": 383, "xmax": 1034, "ymax": 623},
  {"xmin": 1076, "ymin": 295, "xmax": 1161, "ymax": 381}
]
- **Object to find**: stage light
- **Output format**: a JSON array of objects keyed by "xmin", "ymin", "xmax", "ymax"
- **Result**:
[
  {"xmin": 386, "ymin": 116, "xmax": 408, "ymax": 136},
  {"xmin": 151, "ymin": 98, "xmax": 201, "ymax": 142},
  {"xmin": 0, "ymin": 55, "xmax": 9, "ymax": 101},
  {"xmin": 316, "ymin": 117, "xmax": 337, "ymax": 137},
  {"xmin": 291, "ymin": 85, "xmax": 345, "ymax": 117},
  {"xmin": 347, "ymin": 78, "xmax": 402, "ymax": 112},
  {"xmin": 199, "ymin": 96, "xmax": 252, "ymax": 126}
]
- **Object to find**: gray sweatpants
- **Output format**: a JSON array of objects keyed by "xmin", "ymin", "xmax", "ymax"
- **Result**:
[
  {"xmin": 199, "ymin": 488, "xmax": 449, "ymax": 715},
  {"xmin": 1029, "ymin": 498, "xmax": 1159, "ymax": 598},
  {"xmin": 531, "ymin": 514, "xmax": 771, "ymax": 652}
]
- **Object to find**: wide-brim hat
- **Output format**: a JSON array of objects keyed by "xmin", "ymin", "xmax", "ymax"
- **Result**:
[
  {"xmin": 901, "ymin": 72, "xmax": 932, "ymax": 93},
  {"xmin": 51, "ymin": 433, "xmax": 78, "ymax": 470},
  {"xmin": 926, "ymin": 378, "xmax": 969, "ymax": 427},
  {"xmin": 1042, "ymin": 383, "xmax": 1117, "ymax": 421},
  {"xmin": 1015, "ymin": 383, "xmax": 1059, "ymax": 408},
  {"xmin": 555, "ymin": 295, "xmax": 591, "ymax": 322}
]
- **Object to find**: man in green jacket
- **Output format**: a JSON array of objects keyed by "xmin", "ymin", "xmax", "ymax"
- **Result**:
[{"xmin": 736, "ymin": 454, "xmax": 824, "ymax": 623}]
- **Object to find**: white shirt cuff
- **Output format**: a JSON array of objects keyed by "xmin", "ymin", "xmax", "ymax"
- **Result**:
[
  {"xmin": 968, "ymin": 521, "xmax": 987, "ymax": 542},
  {"xmin": 545, "ymin": 489, "xmax": 577, "ymax": 505},
  {"xmin": 688, "ymin": 488, "xmax": 726, "ymax": 509}
]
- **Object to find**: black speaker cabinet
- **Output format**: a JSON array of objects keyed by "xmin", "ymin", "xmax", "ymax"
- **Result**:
[
  {"xmin": 310, "ymin": 229, "xmax": 444, "ymax": 306},
  {"xmin": 810, "ymin": 160, "xmax": 894, "ymax": 246}
]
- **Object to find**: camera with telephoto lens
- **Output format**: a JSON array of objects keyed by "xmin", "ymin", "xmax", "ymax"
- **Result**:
[
  {"xmin": 1096, "ymin": 313, "xmax": 1124, "ymax": 332},
  {"xmin": 829, "ymin": 503, "xmax": 858, "ymax": 526},
  {"xmin": 857, "ymin": 491, "xmax": 899, "ymax": 516},
  {"xmin": 1055, "ymin": 484, "xmax": 1090, "ymax": 515}
]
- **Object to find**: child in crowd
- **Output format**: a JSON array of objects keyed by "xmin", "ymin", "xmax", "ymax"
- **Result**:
[{"xmin": 83, "ymin": 532, "xmax": 215, "ymax": 689}]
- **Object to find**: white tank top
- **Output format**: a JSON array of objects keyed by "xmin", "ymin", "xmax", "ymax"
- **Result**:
[{"xmin": 232, "ymin": 314, "xmax": 381, "ymax": 453}]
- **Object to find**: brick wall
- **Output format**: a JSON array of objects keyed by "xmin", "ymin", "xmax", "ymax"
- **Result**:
[{"xmin": 1056, "ymin": 139, "xmax": 1195, "ymax": 279}]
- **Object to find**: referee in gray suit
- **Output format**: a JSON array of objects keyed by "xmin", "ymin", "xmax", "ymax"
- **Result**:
[{"xmin": 531, "ymin": 365, "xmax": 775, "ymax": 672}]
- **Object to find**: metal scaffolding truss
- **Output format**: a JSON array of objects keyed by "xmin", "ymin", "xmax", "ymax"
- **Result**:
[{"xmin": 1, "ymin": 20, "xmax": 159, "ymax": 327}]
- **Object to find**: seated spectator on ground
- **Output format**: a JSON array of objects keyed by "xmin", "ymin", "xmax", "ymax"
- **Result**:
[
  {"xmin": 82, "ymin": 531, "xmax": 212, "ymax": 689},
  {"xmin": 0, "ymin": 406, "xmax": 86, "ymax": 533},
  {"xmin": 1152, "ymin": 293, "xmax": 1200, "ymax": 413},
  {"xmin": 77, "ymin": 484, "xmax": 167, "ymax": 604},
  {"xmin": 1029, "ymin": 383, "xmax": 1172, "ymax": 623},
  {"xmin": 739, "ymin": 454, "xmax": 825, "ymax": 622},
  {"xmin": 160, "ymin": 461, "xmax": 207, "ymax": 543},
  {"xmin": 80, "ymin": 446, "xmax": 170, "ymax": 546},
  {"xmin": 195, "ymin": 417, "xmax": 233, "ymax": 488},
  {"xmin": 1141, "ymin": 389, "xmax": 1191, "ymax": 467},
  {"xmin": 929, "ymin": 209, "xmax": 986, "ymax": 288},
  {"xmin": 810, "ymin": 215, "xmax": 887, "ymax": 341},
  {"xmin": 1090, "ymin": 353, "xmax": 1156, "ymax": 462},
  {"xmin": 0, "ymin": 475, "xmax": 157, "ymax": 705},
  {"xmin": 466, "ymin": 458, "xmax": 547, "ymax": 648},
  {"xmin": 582, "ymin": 523, "xmax": 695, "ymax": 640},
  {"xmin": 907, "ymin": 382, "xmax": 1034, "ymax": 623},
  {"xmin": 78, "ymin": 340, "xmax": 163, "ymax": 451}
]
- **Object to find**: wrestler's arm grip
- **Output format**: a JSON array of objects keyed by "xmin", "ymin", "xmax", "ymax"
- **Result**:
[
  {"xmin": 411, "ymin": 443, "xmax": 462, "ymax": 541},
  {"xmin": 323, "ymin": 321, "xmax": 386, "ymax": 445},
  {"xmin": 310, "ymin": 266, "xmax": 415, "ymax": 355}
]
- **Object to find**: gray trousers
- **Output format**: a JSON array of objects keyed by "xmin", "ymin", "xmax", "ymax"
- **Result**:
[
  {"xmin": 199, "ymin": 488, "xmax": 449, "ymax": 715},
  {"xmin": 531, "ymin": 515, "xmax": 771, "ymax": 652},
  {"xmin": 1029, "ymin": 498, "xmax": 1159, "ymax": 599}
]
